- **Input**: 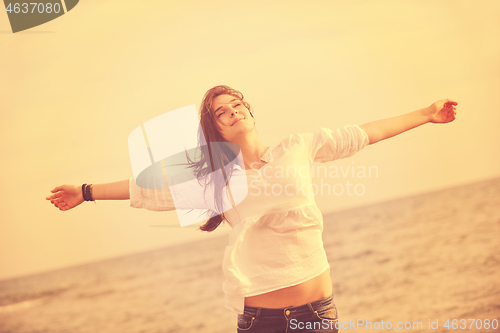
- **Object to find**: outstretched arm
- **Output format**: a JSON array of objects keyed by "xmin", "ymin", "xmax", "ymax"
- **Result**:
[
  {"xmin": 46, "ymin": 180, "xmax": 130, "ymax": 211},
  {"xmin": 360, "ymin": 99, "xmax": 458, "ymax": 145}
]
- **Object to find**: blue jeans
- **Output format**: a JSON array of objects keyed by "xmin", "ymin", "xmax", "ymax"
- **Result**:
[{"xmin": 236, "ymin": 293, "xmax": 339, "ymax": 333}]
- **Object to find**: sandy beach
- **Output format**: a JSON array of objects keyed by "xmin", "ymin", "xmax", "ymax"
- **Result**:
[{"xmin": 0, "ymin": 177, "xmax": 499, "ymax": 333}]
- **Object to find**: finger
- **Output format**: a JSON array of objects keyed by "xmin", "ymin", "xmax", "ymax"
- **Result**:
[
  {"xmin": 51, "ymin": 186, "xmax": 63, "ymax": 193},
  {"xmin": 46, "ymin": 193, "xmax": 62, "ymax": 200}
]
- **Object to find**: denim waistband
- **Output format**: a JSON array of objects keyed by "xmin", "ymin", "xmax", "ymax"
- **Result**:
[{"xmin": 241, "ymin": 293, "xmax": 334, "ymax": 319}]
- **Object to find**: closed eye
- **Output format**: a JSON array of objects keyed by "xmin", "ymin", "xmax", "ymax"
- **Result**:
[{"xmin": 217, "ymin": 102, "xmax": 243, "ymax": 118}]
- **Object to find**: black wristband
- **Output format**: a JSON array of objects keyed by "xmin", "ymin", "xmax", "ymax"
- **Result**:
[
  {"xmin": 82, "ymin": 184, "xmax": 88, "ymax": 201},
  {"xmin": 85, "ymin": 184, "xmax": 91, "ymax": 201}
]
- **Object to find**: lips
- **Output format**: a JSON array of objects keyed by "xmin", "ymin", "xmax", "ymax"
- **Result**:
[{"xmin": 232, "ymin": 117, "xmax": 244, "ymax": 126}]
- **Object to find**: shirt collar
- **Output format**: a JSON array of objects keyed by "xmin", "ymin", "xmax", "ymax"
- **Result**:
[{"xmin": 260, "ymin": 145, "xmax": 274, "ymax": 163}]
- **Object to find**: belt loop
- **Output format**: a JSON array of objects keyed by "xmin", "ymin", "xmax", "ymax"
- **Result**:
[
  {"xmin": 255, "ymin": 308, "xmax": 261, "ymax": 321},
  {"xmin": 307, "ymin": 302, "xmax": 315, "ymax": 316}
]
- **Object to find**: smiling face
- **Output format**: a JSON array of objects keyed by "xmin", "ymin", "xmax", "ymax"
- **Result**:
[{"xmin": 211, "ymin": 94, "xmax": 255, "ymax": 142}]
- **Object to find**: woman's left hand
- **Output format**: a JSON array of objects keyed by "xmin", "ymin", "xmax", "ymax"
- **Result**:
[{"xmin": 428, "ymin": 99, "xmax": 458, "ymax": 124}]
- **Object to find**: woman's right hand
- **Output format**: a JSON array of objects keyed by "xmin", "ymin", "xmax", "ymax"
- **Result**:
[{"xmin": 46, "ymin": 185, "xmax": 84, "ymax": 211}]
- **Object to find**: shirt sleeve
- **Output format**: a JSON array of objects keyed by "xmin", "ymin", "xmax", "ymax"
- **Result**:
[{"xmin": 305, "ymin": 124, "xmax": 370, "ymax": 163}]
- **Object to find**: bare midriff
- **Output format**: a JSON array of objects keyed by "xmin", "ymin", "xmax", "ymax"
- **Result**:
[{"xmin": 244, "ymin": 268, "xmax": 332, "ymax": 308}]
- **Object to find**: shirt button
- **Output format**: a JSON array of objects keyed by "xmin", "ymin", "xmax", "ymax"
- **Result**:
[{"xmin": 285, "ymin": 310, "xmax": 290, "ymax": 316}]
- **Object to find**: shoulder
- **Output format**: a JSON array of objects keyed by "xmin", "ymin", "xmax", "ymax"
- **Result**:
[
  {"xmin": 258, "ymin": 132, "xmax": 310, "ymax": 164},
  {"xmin": 280, "ymin": 132, "xmax": 311, "ymax": 149}
]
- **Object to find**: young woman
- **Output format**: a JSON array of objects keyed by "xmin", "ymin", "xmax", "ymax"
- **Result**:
[{"xmin": 46, "ymin": 85, "xmax": 457, "ymax": 332}]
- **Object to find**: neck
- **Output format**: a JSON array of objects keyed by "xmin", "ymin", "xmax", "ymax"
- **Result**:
[{"xmin": 231, "ymin": 131, "xmax": 268, "ymax": 169}]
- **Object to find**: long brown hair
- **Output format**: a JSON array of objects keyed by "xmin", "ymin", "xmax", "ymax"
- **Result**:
[{"xmin": 185, "ymin": 85, "xmax": 254, "ymax": 232}]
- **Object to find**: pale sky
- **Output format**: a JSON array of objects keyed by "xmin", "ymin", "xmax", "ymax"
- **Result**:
[{"xmin": 1, "ymin": 0, "xmax": 499, "ymax": 281}]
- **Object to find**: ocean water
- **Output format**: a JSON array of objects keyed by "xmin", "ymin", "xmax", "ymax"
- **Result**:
[{"xmin": 1, "ymin": 177, "xmax": 499, "ymax": 333}]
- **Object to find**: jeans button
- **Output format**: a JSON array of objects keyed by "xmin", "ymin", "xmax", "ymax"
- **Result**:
[{"xmin": 285, "ymin": 310, "xmax": 290, "ymax": 315}]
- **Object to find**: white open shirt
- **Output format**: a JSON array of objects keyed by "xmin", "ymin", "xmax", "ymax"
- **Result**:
[{"xmin": 129, "ymin": 124, "xmax": 370, "ymax": 314}]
